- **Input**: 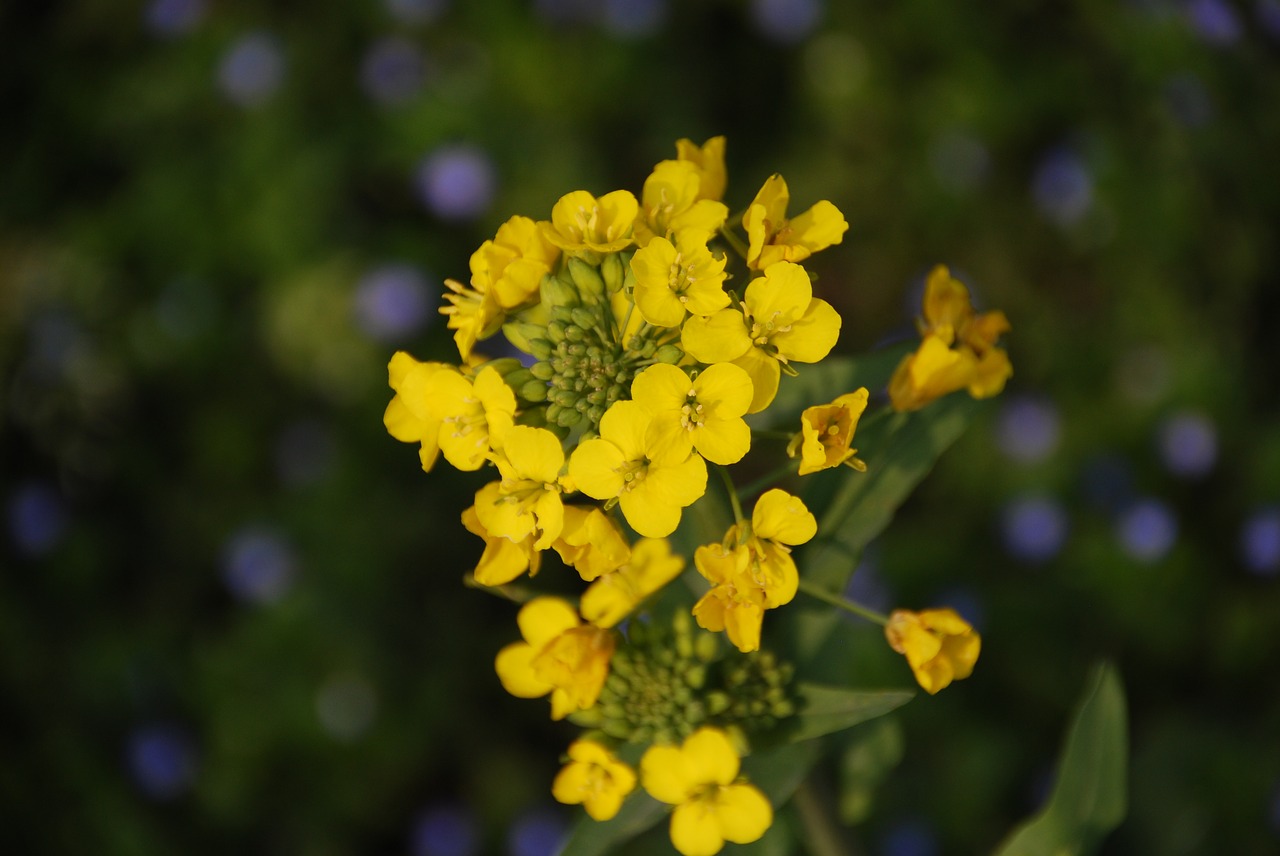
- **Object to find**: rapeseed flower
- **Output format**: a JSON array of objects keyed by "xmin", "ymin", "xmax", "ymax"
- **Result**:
[
  {"xmin": 691, "ymin": 543, "xmax": 766, "ymax": 653},
  {"xmin": 473, "ymin": 425, "xmax": 567, "ymax": 550},
  {"xmin": 552, "ymin": 739, "xmax": 637, "ymax": 821},
  {"xmin": 430, "ymin": 365, "xmax": 517, "ymax": 471},
  {"xmin": 383, "ymin": 351, "xmax": 451, "ymax": 472},
  {"xmin": 742, "ymin": 173, "xmax": 848, "ymax": 271},
  {"xmin": 630, "ymin": 363, "xmax": 753, "ymax": 466},
  {"xmin": 462, "ymin": 505, "xmax": 541, "ymax": 587},
  {"xmin": 630, "ymin": 231, "xmax": 729, "ymax": 328},
  {"xmin": 541, "ymin": 190, "xmax": 638, "ymax": 257},
  {"xmin": 884, "ymin": 607, "xmax": 981, "ymax": 694},
  {"xmin": 788, "ymin": 388, "xmax": 869, "ymax": 475},
  {"xmin": 581, "ymin": 537, "xmax": 685, "ymax": 628},
  {"xmin": 553, "ymin": 506, "xmax": 631, "ymax": 582},
  {"xmin": 634, "ymin": 159, "xmax": 729, "ymax": 248},
  {"xmin": 495, "ymin": 597, "xmax": 616, "ymax": 719},
  {"xmin": 675, "ymin": 136, "xmax": 727, "ymax": 202}
]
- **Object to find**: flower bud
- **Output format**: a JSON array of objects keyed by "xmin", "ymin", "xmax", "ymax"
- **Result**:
[
  {"xmin": 568, "ymin": 258, "xmax": 606, "ymax": 302},
  {"xmin": 654, "ymin": 344, "xmax": 685, "ymax": 364}
]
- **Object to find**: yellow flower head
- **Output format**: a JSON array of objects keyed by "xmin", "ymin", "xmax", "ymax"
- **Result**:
[
  {"xmin": 742, "ymin": 173, "xmax": 849, "ymax": 271},
  {"xmin": 788, "ymin": 388, "xmax": 869, "ymax": 475},
  {"xmin": 553, "ymin": 505, "xmax": 632, "ymax": 582},
  {"xmin": 383, "ymin": 351, "xmax": 452, "ymax": 472},
  {"xmin": 691, "ymin": 543, "xmax": 766, "ymax": 653},
  {"xmin": 634, "ymin": 160, "xmax": 729, "ymax": 248},
  {"xmin": 640, "ymin": 727, "xmax": 773, "ymax": 856},
  {"xmin": 469, "ymin": 214, "xmax": 561, "ymax": 310},
  {"xmin": 552, "ymin": 739, "xmax": 637, "ymax": 821},
  {"xmin": 581, "ymin": 537, "xmax": 685, "ymax": 628},
  {"xmin": 630, "ymin": 231, "xmax": 729, "ymax": 328},
  {"xmin": 473, "ymin": 425, "xmax": 567, "ymax": 550},
  {"xmin": 440, "ymin": 278, "xmax": 503, "ymax": 362},
  {"xmin": 495, "ymin": 597, "xmax": 616, "ymax": 719},
  {"xmin": 884, "ymin": 607, "xmax": 981, "ymax": 695},
  {"xmin": 541, "ymin": 189, "xmax": 638, "ymax": 256},
  {"xmin": 889, "ymin": 265, "xmax": 1012, "ymax": 412},
  {"xmin": 675, "ymin": 136, "xmax": 727, "ymax": 202},
  {"xmin": 681, "ymin": 261, "xmax": 842, "ymax": 413},
  {"xmin": 429, "ymin": 366, "xmax": 517, "ymax": 471},
  {"xmin": 461, "ymin": 505, "xmax": 542, "ymax": 587},
  {"xmin": 631, "ymin": 363, "xmax": 753, "ymax": 466},
  {"xmin": 568, "ymin": 400, "xmax": 708, "ymax": 538}
]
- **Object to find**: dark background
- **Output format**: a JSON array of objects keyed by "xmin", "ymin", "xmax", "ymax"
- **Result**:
[{"xmin": 3, "ymin": 0, "xmax": 1279, "ymax": 853}]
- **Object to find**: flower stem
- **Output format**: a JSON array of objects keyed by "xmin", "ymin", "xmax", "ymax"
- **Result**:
[
  {"xmin": 794, "ymin": 779, "xmax": 858, "ymax": 856},
  {"xmin": 716, "ymin": 464, "xmax": 745, "ymax": 527},
  {"xmin": 718, "ymin": 223, "xmax": 750, "ymax": 261},
  {"xmin": 797, "ymin": 579, "xmax": 889, "ymax": 625}
]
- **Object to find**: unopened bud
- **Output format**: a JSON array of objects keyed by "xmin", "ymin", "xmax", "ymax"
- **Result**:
[
  {"xmin": 568, "ymin": 258, "xmax": 606, "ymax": 301},
  {"xmin": 654, "ymin": 344, "xmax": 685, "ymax": 365}
]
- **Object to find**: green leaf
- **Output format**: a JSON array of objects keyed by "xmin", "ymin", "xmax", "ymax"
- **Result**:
[
  {"xmin": 782, "ymin": 683, "xmax": 914, "ymax": 744},
  {"xmin": 993, "ymin": 662, "xmax": 1129, "ymax": 856},
  {"xmin": 556, "ymin": 789, "xmax": 668, "ymax": 856}
]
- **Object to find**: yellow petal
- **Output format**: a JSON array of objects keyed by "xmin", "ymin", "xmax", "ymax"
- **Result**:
[
  {"xmin": 682, "ymin": 728, "xmax": 740, "ymax": 785},
  {"xmin": 751, "ymin": 489, "xmax": 816, "ymax": 546},
  {"xmin": 670, "ymin": 801, "xmax": 725, "ymax": 856},
  {"xmin": 494, "ymin": 642, "xmax": 552, "ymax": 698},
  {"xmin": 569, "ymin": 439, "xmax": 627, "ymax": 501},
  {"xmin": 681, "ymin": 309, "xmax": 752, "ymax": 363},
  {"xmin": 640, "ymin": 744, "xmax": 695, "ymax": 805},
  {"xmin": 773, "ymin": 297, "xmax": 841, "ymax": 364},
  {"xmin": 518, "ymin": 597, "xmax": 580, "ymax": 647},
  {"xmin": 715, "ymin": 783, "xmax": 773, "ymax": 844}
]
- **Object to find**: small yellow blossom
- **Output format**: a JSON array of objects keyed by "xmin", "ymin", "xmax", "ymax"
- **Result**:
[
  {"xmin": 461, "ymin": 505, "xmax": 542, "ymax": 587},
  {"xmin": 884, "ymin": 607, "xmax": 981, "ymax": 695},
  {"xmin": 630, "ymin": 232, "xmax": 729, "ymax": 328},
  {"xmin": 553, "ymin": 505, "xmax": 632, "ymax": 582},
  {"xmin": 631, "ymin": 363, "xmax": 753, "ymax": 466},
  {"xmin": 568, "ymin": 400, "xmax": 708, "ymax": 538},
  {"xmin": 691, "ymin": 543, "xmax": 766, "ymax": 653},
  {"xmin": 675, "ymin": 136, "xmax": 727, "ymax": 202},
  {"xmin": 787, "ymin": 388, "xmax": 869, "ymax": 475},
  {"xmin": 889, "ymin": 265, "xmax": 1012, "ymax": 412},
  {"xmin": 640, "ymin": 727, "xmax": 773, "ymax": 856},
  {"xmin": 682, "ymin": 261, "xmax": 842, "ymax": 413},
  {"xmin": 541, "ymin": 189, "xmax": 638, "ymax": 256},
  {"xmin": 552, "ymin": 739, "xmax": 637, "ymax": 821},
  {"xmin": 383, "ymin": 351, "xmax": 452, "ymax": 472},
  {"xmin": 469, "ymin": 214, "xmax": 561, "ymax": 309},
  {"xmin": 439, "ymin": 278, "xmax": 502, "ymax": 362},
  {"xmin": 742, "ymin": 173, "xmax": 848, "ymax": 271},
  {"xmin": 581, "ymin": 538, "xmax": 685, "ymax": 628},
  {"xmin": 495, "ymin": 597, "xmax": 616, "ymax": 719},
  {"xmin": 429, "ymin": 366, "xmax": 517, "ymax": 471},
  {"xmin": 473, "ymin": 425, "xmax": 567, "ymax": 551},
  {"xmin": 634, "ymin": 160, "xmax": 729, "ymax": 248}
]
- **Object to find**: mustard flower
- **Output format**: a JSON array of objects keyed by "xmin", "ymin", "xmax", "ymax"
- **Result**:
[
  {"xmin": 429, "ymin": 366, "xmax": 517, "ymax": 471},
  {"xmin": 473, "ymin": 425, "xmax": 567, "ymax": 551},
  {"xmin": 630, "ymin": 232, "xmax": 730, "ymax": 328},
  {"xmin": 552, "ymin": 739, "xmax": 637, "ymax": 821},
  {"xmin": 691, "ymin": 543, "xmax": 766, "ymax": 653},
  {"xmin": 884, "ymin": 607, "xmax": 981, "ymax": 695},
  {"xmin": 568, "ymin": 400, "xmax": 708, "ymax": 538},
  {"xmin": 787, "ymin": 388, "xmax": 869, "ymax": 475},
  {"xmin": 469, "ymin": 214, "xmax": 561, "ymax": 309},
  {"xmin": 495, "ymin": 597, "xmax": 616, "ymax": 719},
  {"xmin": 675, "ymin": 136, "xmax": 727, "ymax": 203},
  {"xmin": 581, "ymin": 537, "xmax": 685, "ymax": 628},
  {"xmin": 633, "ymin": 160, "xmax": 729, "ymax": 248},
  {"xmin": 640, "ymin": 727, "xmax": 773, "ymax": 856},
  {"xmin": 631, "ymin": 363, "xmax": 753, "ymax": 466},
  {"xmin": 888, "ymin": 265, "xmax": 1012, "ymax": 412},
  {"xmin": 553, "ymin": 505, "xmax": 631, "ymax": 582},
  {"xmin": 439, "ymin": 278, "xmax": 502, "ymax": 362},
  {"xmin": 383, "ymin": 350, "xmax": 452, "ymax": 472},
  {"xmin": 541, "ymin": 189, "xmax": 638, "ymax": 256},
  {"xmin": 461, "ymin": 505, "xmax": 541, "ymax": 587},
  {"xmin": 742, "ymin": 173, "xmax": 848, "ymax": 271},
  {"xmin": 681, "ymin": 261, "xmax": 842, "ymax": 413}
]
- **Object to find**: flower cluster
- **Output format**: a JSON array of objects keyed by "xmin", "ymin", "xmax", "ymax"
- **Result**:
[{"xmin": 385, "ymin": 138, "xmax": 1001, "ymax": 854}]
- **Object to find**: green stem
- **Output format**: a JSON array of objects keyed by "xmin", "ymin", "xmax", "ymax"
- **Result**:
[
  {"xmin": 794, "ymin": 779, "xmax": 858, "ymax": 856},
  {"xmin": 797, "ymin": 579, "xmax": 889, "ymax": 625},
  {"xmin": 715, "ymin": 464, "xmax": 745, "ymax": 527},
  {"xmin": 718, "ymin": 223, "xmax": 750, "ymax": 261}
]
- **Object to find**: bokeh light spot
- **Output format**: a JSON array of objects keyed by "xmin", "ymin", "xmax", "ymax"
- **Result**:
[
  {"xmin": 507, "ymin": 806, "xmax": 567, "ymax": 856},
  {"xmin": 749, "ymin": 0, "xmax": 823, "ymax": 44},
  {"xmin": 1185, "ymin": 0, "xmax": 1242, "ymax": 45},
  {"xmin": 1117, "ymin": 499, "xmax": 1178, "ymax": 562},
  {"xmin": 1156, "ymin": 410, "xmax": 1217, "ymax": 478},
  {"xmin": 145, "ymin": 0, "xmax": 206, "ymax": 37},
  {"xmin": 411, "ymin": 804, "xmax": 478, "ymax": 856},
  {"xmin": 127, "ymin": 724, "xmax": 198, "ymax": 800},
  {"xmin": 1001, "ymin": 494, "xmax": 1069, "ymax": 563},
  {"xmin": 416, "ymin": 145, "xmax": 497, "ymax": 222},
  {"xmin": 362, "ymin": 37, "xmax": 427, "ymax": 105},
  {"xmin": 7, "ymin": 481, "xmax": 68, "ymax": 558},
  {"xmin": 1239, "ymin": 507, "xmax": 1280, "ymax": 577},
  {"xmin": 601, "ymin": 0, "xmax": 666, "ymax": 37},
  {"xmin": 353, "ymin": 263, "xmax": 434, "ymax": 342},
  {"xmin": 995, "ymin": 396, "xmax": 1061, "ymax": 464},
  {"xmin": 880, "ymin": 818, "xmax": 938, "ymax": 856},
  {"xmin": 1032, "ymin": 147, "xmax": 1093, "ymax": 227},
  {"xmin": 221, "ymin": 527, "xmax": 297, "ymax": 604},
  {"xmin": 218, "ymin": 31, "xmax": 285, "ymax": 107}
]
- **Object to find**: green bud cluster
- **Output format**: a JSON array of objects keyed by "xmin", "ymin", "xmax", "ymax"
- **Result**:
[{"xmin": 714, "ymin": 649, "xmax": 797, "ymax": 736}]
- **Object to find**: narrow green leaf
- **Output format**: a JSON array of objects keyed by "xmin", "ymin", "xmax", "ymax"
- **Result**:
[
  {"xmin": 993, "ymin": 662, "xmax": 1128, "ymax": 856},
  {"xmin": 783, "ymin": 683, "xmax": 915, "ymax": 744}
]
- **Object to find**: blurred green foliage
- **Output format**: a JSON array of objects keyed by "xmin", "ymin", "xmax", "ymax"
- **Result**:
[{"xmin": 3, "ymin": 0, "xmax": 1280, "ymax": 854}]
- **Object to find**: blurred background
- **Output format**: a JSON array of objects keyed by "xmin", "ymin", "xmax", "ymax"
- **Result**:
[{"xmin": 3, "ymin": 0, "xmax": 1280, "ymax": 853}]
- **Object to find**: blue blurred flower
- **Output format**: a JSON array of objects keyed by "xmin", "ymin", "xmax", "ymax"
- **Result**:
[
  {"xmin": 880, "ymin": 818, "xmax": 938, "ymax": 856},
  {"xmin": 416, "ymin": 145, "xmax": 497, "ymax": 222},
  {"xmin": 601, "ymin": 0, "xmax": 666, "ymax": 37},
  {"xmin": 1032, "ymin": 147, "xmax": 1093, "ymax": 227},
  {"xmin": 410, "ymin": 804, "xmax": 478, "ymax": 856},
  {"xmin": 353, "ymin": 263, "xmax": 434, "ymax": 342},
  {"xmin": 7, "ymin": 481, "xmax": 68, "ymax": 558},
  {"xmin": 1260, "ymin": 0, "xmax": 1280, "ymax": 39},
  {"xmin": 843, "ymin": 545, "xmax": 892, "ymax": 617},
  {"xmin": 145, "ymin": 0, "xmax": 206, "ymax": 37},
  {"xmin": 1117, "ymin": 499, "xmax": 1178, "ymax": 562},
  {"xmin": 362, "ymin": 37, "xmax": 427, "ymax": 105},
  {"xmin": 1239, "ymin": 506, "xmax": 1280, "ymax": 577},
  {"xmin": 127, "ymin": 724, "xmax": 198, "ymax": 800},
  {"xmin": 218, "ymin": 32, "xmax": 285, "ymax": 107},
  {"xmin": 1185, "ymin": 0, "xmax": 1242, "ymax": 45},
  {"xmin": 507, "ymin": 806, "xmax": 567, "ymax": 856},
  {"xmin": 1001, "ymin": 494, "xmax": 1069, "ymax": 563},
  {"xmin": 221, "ymin": 526, "xmax": 297, "ymax": 604},
  {"xmin": 387, "ymin": 0, "xmax": 450, "ymax": 25},
  {"xmin": 749, "ymin": 0, "xmax": 824, "ymax": 44},
  {"xmin": 1156, "ymin": 410, "xmax": 1217, "ymax": 478},
  {"xmin": 995, "ymin": 395, "xmax": 1061, "ymax": 464}
]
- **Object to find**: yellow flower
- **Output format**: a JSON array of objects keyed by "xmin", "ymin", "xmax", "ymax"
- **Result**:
[
  {"xmin": 630, "ymin": 232, "xmax": 729, "ymax": 328},
  {"xmin": 884, "ymin": 607, "xmax": 981, "ymax": 695},
  {"xmin": 461, "ymin": 505, "xmax": 541, "ymax": 587},
  {"xmin": 787, "ymin": 388, "xmax": 869, "ymax": 475},
  {"xmin": 541, "ymin": 189, "xmax": 638, "ymax": 256},
  {"xmin": 429, "ymin": 366, "xmax": 517, "ymax": 471},
  {"xmin": 581, "ymin": 538, "xmax": 685, "ymax": 628},
  {"xmin": 675, "ymin": 136, "xmax": 727, "ymax": 203},
  {"xmin": 633, "ymin": 160, "xmax": 729, "ymax": 248},
  {"xmin": 691, "ymin": 543, "xmax": 766, "ymax": 653},
  {"xmin": 742, "ymin": 173, "xmax": 848, "ymax": 271},
  {"xmin": 888, "ymin": 265, "xmax": 1012, "ymax": 412},
  {"xmin": 631, "ymin": 363, "xmax": 753, "ymax": 466},
  {"xmin": 568, "ymin": 400, "xmax": 708, "ymax": 538},
  {"xmin": 495, "ymin": 596, "xmax": 616, "ymax": 719},
  {"xmin": 439, "ymin": 277, "xmax": 503, "ymax": 362},
  {"xmin": 640, "ymin": 727, "xmax": 772, "ymax": 856},
  {"xmin": 552, "ymin": 739, "xmax": 637, "ymax": 821},
  {"xmin": 553, "ymin": 505, "xmax": 632, "ymax": 582},
  {"xmin": 473, "ymin": 425, "xmax": 567, "ymax": 550},
  {"xmin": 383, "ymin": 351, "xmax": 452, "ymax": 472},
  {"xmin": 681, "ymin": 262, "xmax": 842, "ymax": 413},
  {"xmin": 469, "ymin": 214, "xmax": 561, "ymax": 309}
]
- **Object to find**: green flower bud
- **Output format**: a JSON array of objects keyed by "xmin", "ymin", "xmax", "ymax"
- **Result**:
[
  {"xmin": 520, "ymin": 381, "xmax": 548, "ymax": 403},
  {"xmin": 546, "ymin": 320, "xmax": 567, "ymax": 343},
  {"xmin": 601, "ymin": 251, "xmax": 626, "ymax": 294},
  {"xmin": 570, "ymin": 307, "xmax": 599, "ymax": 331},
  {"xmin": 564, "ymin": 324, "xmax": 586, "ymax": 343},
  {"xmin": 568, "ymin": 257, "xmax": 606, "ymax": 302},
  {"xmin": 556, "ymin": 407, "xmax": 583, "ymax": 428},
  {"xmin": 527, "ymin": 338, "xmax": 554, "ymax": 360},
  {"xmin": 541, "ymin": 273, "xmax": 580, "ymax": 309},
  {"xmin": 654, "ymin": 344, "xmax": 685, "ymax": 365},
  {"xmin": 530, "ymin": 361, "xmax": 555, "ymax": 381}
]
